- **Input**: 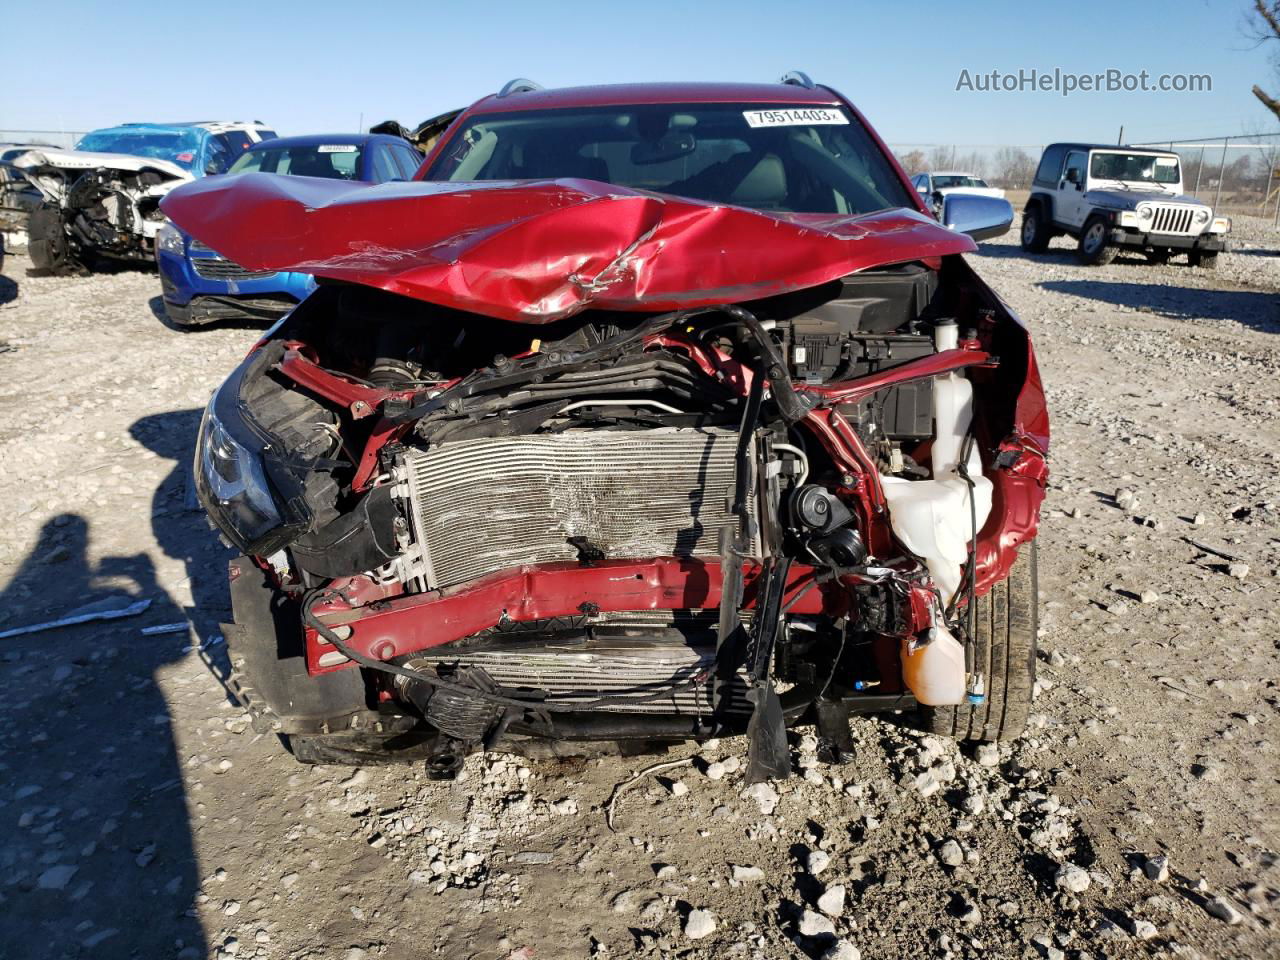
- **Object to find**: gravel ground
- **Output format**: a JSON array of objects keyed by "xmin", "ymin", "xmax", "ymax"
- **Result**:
[{"xmin": 0, "ymin": 216, "xmax": 1277, "ymax": 960}]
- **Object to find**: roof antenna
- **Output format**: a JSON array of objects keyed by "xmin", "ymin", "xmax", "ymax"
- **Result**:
[
  {"xmin": 780, "ymin": 71, "xmax": 815, "ymax": 89},
  {"xmin": 1117, "ymin": 125, "xmax": 1124, "ymax": 146},
  {"xmin": 497, "ymin": 78, "xmax": 544, "ymax": 98}
]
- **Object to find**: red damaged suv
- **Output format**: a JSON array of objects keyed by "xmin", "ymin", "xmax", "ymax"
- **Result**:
[{"xmin": 163, "ymin": 75, "xmax": 1048, "ymax": 780}]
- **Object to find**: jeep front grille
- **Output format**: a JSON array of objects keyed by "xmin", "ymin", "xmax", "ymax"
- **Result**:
[
  {"xmin": 400, "ymin": 427, "xmax": 757, "ymax": 589},
  {"xmin": 1149, "ymin": 204, "xmax": 1195, "ymax": 236}
]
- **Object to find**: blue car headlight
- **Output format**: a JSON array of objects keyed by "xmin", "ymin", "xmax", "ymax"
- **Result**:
[
  {"xmin": 157, "ymin": 221, "xmax": 186, "ymax": 256},
  {"xmin": 194, "ymin": 348, "xmax": 315, "ymax": 556}
]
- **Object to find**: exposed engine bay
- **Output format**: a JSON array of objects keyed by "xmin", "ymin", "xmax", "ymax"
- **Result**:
[
  {"xmin": 3, "ymin": 149, "xmax": 189, "ymax": 272},
  {"xmin": 199, "ymin": 247, "xmax": 1047, "ymax": 779}
]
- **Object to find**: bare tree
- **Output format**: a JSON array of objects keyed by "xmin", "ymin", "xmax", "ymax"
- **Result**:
[
  {"xmin": 896, "ymin": 149, "xmax": 927, "ymax": 175},
  {"xmin": 953, "ymin": 151, "xmax": 989, "ymax": 179},
  {"xmin": 927, "ymin": 145, "xmax": 957, "ymax": 171},
  {"xmin": 992, "ymin": 146, "xmax": 1037, "ymax": 189},
  {"xmin": 1248, "ymin": 0, "xmax": 1280, "ymax": 121}
]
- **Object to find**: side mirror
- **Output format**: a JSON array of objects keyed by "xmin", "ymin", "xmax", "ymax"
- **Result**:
[
  {"xmin": 941, "ymin": 194, "xmax": 1014, "ymax": 242},
  {"xmin": 1064, "ymin": 168, "xmax": 1079, "ymax": 184}
]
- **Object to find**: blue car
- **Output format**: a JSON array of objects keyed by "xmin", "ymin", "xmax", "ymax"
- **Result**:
[{"xmin": 156, "ymin": 133, "xmax": 423, "ymax": 327}]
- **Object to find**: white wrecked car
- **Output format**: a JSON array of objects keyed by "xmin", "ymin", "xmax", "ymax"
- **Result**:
[{"xmin": 4, "ymin": 121, "xmax": 274, "ymax": 273}]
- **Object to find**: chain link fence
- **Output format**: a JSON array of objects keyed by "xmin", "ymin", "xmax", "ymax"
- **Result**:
[{"xmin": 889, "ymin": 133, "xmax": 1280, "ymax": 224}]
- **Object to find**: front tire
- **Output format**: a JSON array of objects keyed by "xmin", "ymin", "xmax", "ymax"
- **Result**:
[
  {"xmin": 921, "ymin": 542, "xmax": 1038, "ymax": 742},
  {"xmin": 1189, "ymin": 250, "xmax": 1219, "ymax": 270},
  {"xmin": 1020, "ymin": 207, "xmax": 1051, "ymax": 253},
  {"xmin": 1077, "ymin": 216, "xmax": 1118, "ymax": 265}
]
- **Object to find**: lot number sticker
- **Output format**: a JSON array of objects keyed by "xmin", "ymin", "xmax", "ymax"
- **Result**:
[
  {"xmin": 318, "ymin": 144, "xmax": 359, "ymax": 153},
  {"xmin": 743, "ymin": 108, "xmax": 849, "ymax": 128}
]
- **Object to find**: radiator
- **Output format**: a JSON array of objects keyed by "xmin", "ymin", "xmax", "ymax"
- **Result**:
[
  {"xmin": 413, "ymin": 635, "xmax": 751, "ymax": 715},
  {"xmin": 400, "ymin": 427, "xmax": 757, "ymax": 589}
]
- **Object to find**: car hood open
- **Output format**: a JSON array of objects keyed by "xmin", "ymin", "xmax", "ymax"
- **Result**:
[
  {"xmin": 11, "ymin": 147, "xmax": 192, "ymax": 180},
  {"xmin": 161, "ymin": 174, "xmax": 977, "ymax": 323}
]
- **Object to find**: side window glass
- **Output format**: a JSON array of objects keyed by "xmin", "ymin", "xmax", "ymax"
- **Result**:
[
  {"xmin": 395, "ymin": 147, "xmax": 422, "ymax": 179},
  {"xmin": 372, "ymin": 146, "xmax": 399, "ymax": 183},
  {"xmin": 203, "ymin": 138, "xmax": 230, "ymax": 175},
  {"xmin": 1063, "ymin": 152, "xmax": 1085, "ymax": 185}
]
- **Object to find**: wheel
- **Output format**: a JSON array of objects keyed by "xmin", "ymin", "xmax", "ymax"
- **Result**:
[
  {"xmin": 27, "ymin": 202, "xmax": 75, "ymax": 273},
  {"xmin": 1020, "ymin": 206, "xmax": 1051, "ymax": 252},
  {"xmin": 920, "ymin": 541, "xmax": 1038, "ymax": 742},
  {"xmin": 1145, "ymin": 249, "xmax": 1171, "ymax": 265},
  {"xmin": 1076, "ymin": 216, "xmax": 1118, "ymax": 265},
  {"xmin": 1188, "ymin": 251, "xmax": 1219, "ymax": 270}
]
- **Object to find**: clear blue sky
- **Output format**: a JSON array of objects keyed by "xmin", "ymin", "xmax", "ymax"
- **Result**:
[{"xmin": 3, "ymin": 0, "xmax": 1273, "ymax": 146}]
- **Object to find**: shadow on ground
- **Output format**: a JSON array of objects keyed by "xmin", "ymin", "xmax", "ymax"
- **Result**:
[
  {"xmin": 0, "ymin": 515, "xmax": 209, "ymax": 960},
  {"xmin": 1039, "ymin": 279, "xmax": 1280, "ymax": 333},
  {"xmin": 0, "ymin": 409, "xmax": 235, "ymax": 958}
]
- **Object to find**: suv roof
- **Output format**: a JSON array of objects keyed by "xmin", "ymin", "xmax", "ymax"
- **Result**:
[
  {"xmin": 465, "ymin": 80, "xmax": 843, "ymax": 115},
  {"xmin": 1043, "ymin": 142, "xmax": 1176, "ymax": 156}
]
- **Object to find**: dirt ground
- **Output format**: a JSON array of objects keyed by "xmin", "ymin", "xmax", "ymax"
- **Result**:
[{"xmin": 0, "ymin": 217, "xmax": 1277, "ymax": 960}]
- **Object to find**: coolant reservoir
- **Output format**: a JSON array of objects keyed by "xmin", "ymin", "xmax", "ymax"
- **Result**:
[
  {"xmin": 900, "ymin": 625, "xmax": 967, "ymax": 706},
  {"xmin": 879, "ymin": 322, "xmax": 993, "ymax": 604},
  {"xmin": 880, "ymin": 319, "xmax": 994, "ymax": 705}
]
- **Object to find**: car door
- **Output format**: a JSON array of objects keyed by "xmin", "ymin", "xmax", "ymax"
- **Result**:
[{"xmin": 1058, "ymin": 150, "xmax": 1088, "ymax": 228}]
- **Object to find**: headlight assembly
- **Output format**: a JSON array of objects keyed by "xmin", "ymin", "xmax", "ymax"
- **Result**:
[
  {"xmin": 156, "ymin": 221, "xmax": 186, "ymax": 256},
  {"xmin": 1193, "ymin": 208, "xmax": 1210, "ymax": 224},
  {"xmin": 1137, "ymin": 205, "xmax": 1153, "ymax": 221},
  {"xmin": 194, "ymin": 347, "xmax": 316, "ymax": 556}
]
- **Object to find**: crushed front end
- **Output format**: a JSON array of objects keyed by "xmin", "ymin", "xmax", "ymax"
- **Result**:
[
  {"xmin": 172, "ymin": 176, "xmax": 1048, "ymax": 778},
  {"xmin": 6, "ymin": 149, "xmax": 190, "ymax": 273}
]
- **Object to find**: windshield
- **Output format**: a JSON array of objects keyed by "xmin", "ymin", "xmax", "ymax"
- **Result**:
[
  {"xmin": 933, "ymin": 174, "xmax": 988, "ymax": 189},
  {"xmin": 228, "ymin": 143, "xmax": 364, "ymax": 180},
  {"xmin": 425, "ymin": 103, "xmax": 914, "ymax": 215},
  {"xmin": 1090, "ymin": 152, "xmax": 1180, "ymax": 185},
  {"xmin": 74, "ymin": 127, "xmax": 203, "ymax": 171}
]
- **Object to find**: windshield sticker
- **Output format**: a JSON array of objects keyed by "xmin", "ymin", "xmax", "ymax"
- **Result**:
[
  {"xmin": 1154, "ymin": 156, "xmax": 1177, "ymax": 166},
  {"xmin": 318, "ymin": 144, "xmax": 359, "ymax": 153},
  {"xmin": 743, "ymin": 108, "xmax": 849, "ymax": 128}
]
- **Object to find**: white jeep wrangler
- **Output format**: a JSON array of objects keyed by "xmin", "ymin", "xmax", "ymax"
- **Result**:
[{"xmin": 1021, "ymin": 142, "xmax": 1231, "ymax": 268}]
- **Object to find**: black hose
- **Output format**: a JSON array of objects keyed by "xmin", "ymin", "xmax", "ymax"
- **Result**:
[
  {"xmin": 954, "ymin": 433, "xmax": 980, "ymax": 676},
  {"xmin": 709, "ymin": 305, "xmax": 810, "ymax": 424}
]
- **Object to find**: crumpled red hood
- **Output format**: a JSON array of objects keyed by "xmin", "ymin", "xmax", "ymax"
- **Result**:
[{"xmin": 161, "ymin": 173, "xmax": 976, "ymax": 323}]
